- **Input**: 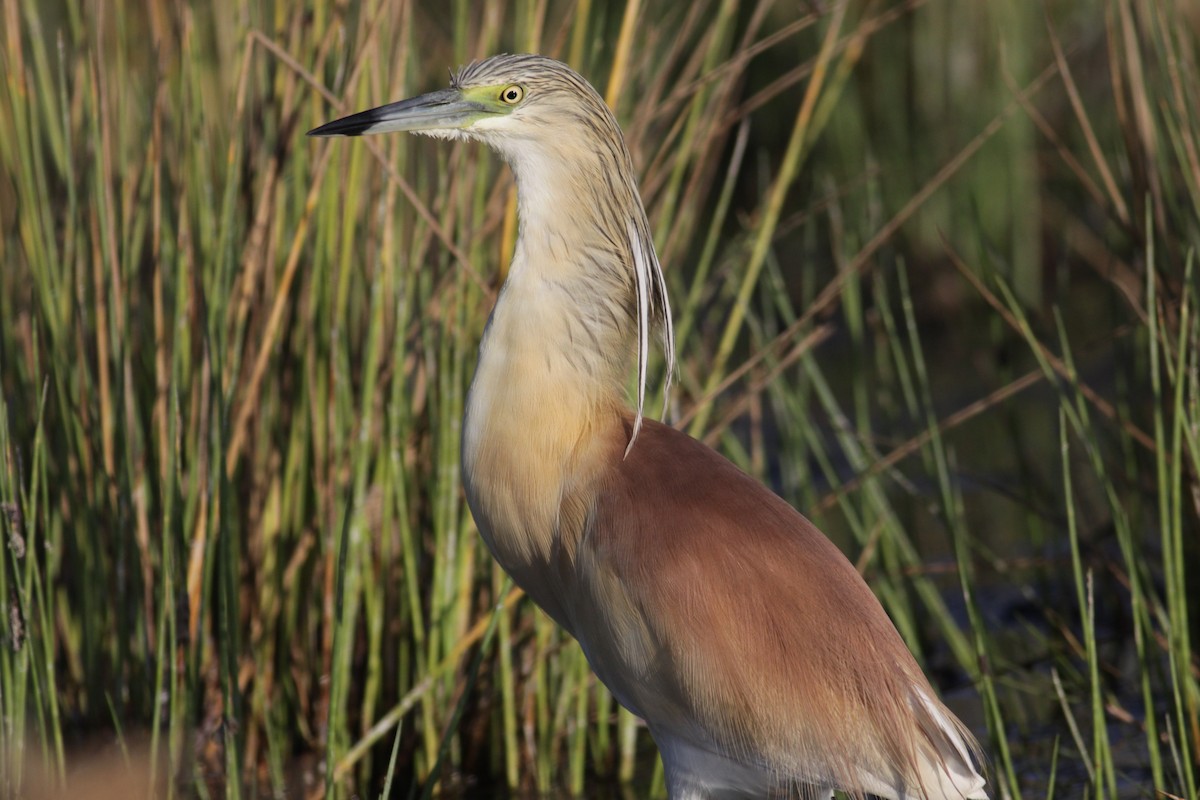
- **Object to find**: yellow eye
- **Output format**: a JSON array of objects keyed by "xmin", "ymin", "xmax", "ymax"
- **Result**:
[{"xmin": 500, "ymin": 85, "xmax": 525, "ymax": 105}]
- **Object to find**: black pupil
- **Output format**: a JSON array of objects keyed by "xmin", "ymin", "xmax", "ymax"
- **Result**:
[{"xmin": 506, "ymin": 89, "xmax": 517, "ymax": 100}]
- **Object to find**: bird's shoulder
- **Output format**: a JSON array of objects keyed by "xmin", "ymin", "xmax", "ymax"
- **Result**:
[{"xmin": 592, "ymin": 416, "xmax": 866, "ymax": 596}]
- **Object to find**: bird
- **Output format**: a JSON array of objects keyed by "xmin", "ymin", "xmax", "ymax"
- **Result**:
[{"xmin": 310, "ymin": 54, "xmax": 988, "ymax": 800}]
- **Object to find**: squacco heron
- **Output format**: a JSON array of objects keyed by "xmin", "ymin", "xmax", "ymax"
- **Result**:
[{"xmin": 310, "ymin": 54, "xmax": 988, "ymax": 800}]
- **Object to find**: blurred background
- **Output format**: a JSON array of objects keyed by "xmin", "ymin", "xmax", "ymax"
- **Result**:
[{"xmin": 1, "ymin": 0, "xmax": 1197, "ymax": 797}]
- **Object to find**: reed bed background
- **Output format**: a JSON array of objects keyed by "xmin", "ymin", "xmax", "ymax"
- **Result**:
[{"xmin": 1, "ymin": 0, "xmax": 1198, "ymax": 797}]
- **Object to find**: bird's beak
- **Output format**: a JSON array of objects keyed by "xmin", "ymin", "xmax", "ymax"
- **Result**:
[{"xmin": 307, "ymin": 88, "xmax": 487, "ymax": 137}]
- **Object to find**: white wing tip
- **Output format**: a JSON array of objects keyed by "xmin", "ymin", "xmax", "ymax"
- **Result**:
[{"xmin": 912, "ymin": 689, "xmax": 990, "ymax": 799}]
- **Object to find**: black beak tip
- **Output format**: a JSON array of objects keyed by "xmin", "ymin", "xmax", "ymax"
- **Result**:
[
  {"xmin": 307, "ymin": 122, "xmax": 357, "ymax": 138},
  {"xmin": 307, "ymin": 112, "xmax": 377, "ymax": 138}
]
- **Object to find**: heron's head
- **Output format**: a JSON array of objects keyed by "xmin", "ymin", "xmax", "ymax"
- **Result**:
[
  {"xmin": 308, "ymin": 54, "xmax": 620, "ymax": 159},
  {"xmin": 311, "ymin": 54, "xmax": 674, "ymax": 448}
]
